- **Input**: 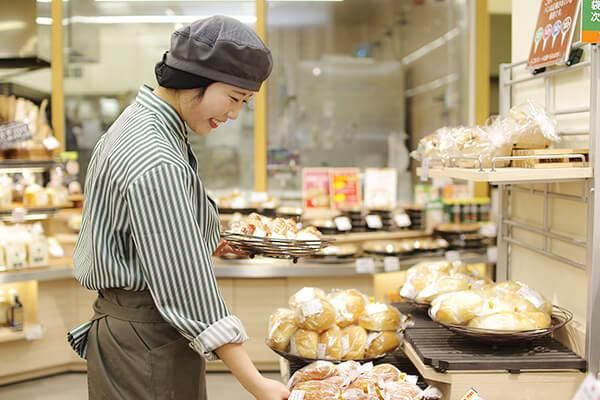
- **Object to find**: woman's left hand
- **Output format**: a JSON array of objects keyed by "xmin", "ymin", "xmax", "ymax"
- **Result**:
[{"xmin": 213, "ymin": 239, "xmax": 250, "ymax": 258}]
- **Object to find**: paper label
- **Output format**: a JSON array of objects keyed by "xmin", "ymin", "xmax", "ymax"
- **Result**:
[
  {"xmin": 25, "ymin": 324, "xmax": 43, "ymax": 340},
  {"xmin": 366, "ymin": 214, "xmax": 383, "ymax": 229},
  {"xmin": 366, "ymin": 303, "xmax": 388, "ymax": 315},
  {"xmin": 394, "ymin": 213, "xmax": 412, "ymax": 227},
  {"xmin": 301, "ymin": 299, "xmax": 324, "ymax": 317},
  {"xmin": 366, "ymin": 331, "xmax": 381, "ymax": 347},
  {"xmin": 295, "ymin": 288, "xmax": 317, "ymax": 304},
  {"xmin": 289, "ymin": 390, "xmax": 306, "ymax": 400},
  {"xmin": 334, "ymin": 216, "xmax": 353, "ymax": 232},
  {"xmin": 518, "ymin": 286, "xmax": 546, "ymax": 309},
  {"xmin": 355, "ymin": 258, "xmax": 376, "ymax": 274},
  {"xmin": 341, "ymin": 335, "xmax": 350, "ymax": 357},
  {"xmin": 383, "ymin": 257, "xmax": 400, "ymax": 272},
  {"xmin": 400, "ymin": 280, "xmax": 418, "ymax": 300},
  {"xmin": 43, "ymin": 136, "xmax": 60, "ymax": 151},
  {"xmin": 290, "ymin": 336, "xmax": 298, "ymax": 355},
  {"xmin": 405, "ymin": 375, "xmax": 418, "ymax": 385},
  {"xmin": 460, "ymin": 388, "xmax": 484, "ymax": 400},
  {"xmin": 317, "ymin": 343, "xmax": 327, "ymax": 359},
  {"xmin": 359, "ymin": 361, "xmax": 374, "ymax": 375},
  {"xmin": 572, "ymin": 373, "xmax": 600, "ymax": 400},
  {"xmin": 487, "ymin": 246, "xmax": 498, "ymax": 263}
]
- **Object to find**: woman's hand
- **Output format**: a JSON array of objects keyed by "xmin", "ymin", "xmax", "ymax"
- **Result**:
[
  {"xmin": 213, "ymin": 239, "xmax": 250, "ymax": 258},
  {"xmin": 251, "ymin": 377, "xmax": 290, "ymax": 400}
]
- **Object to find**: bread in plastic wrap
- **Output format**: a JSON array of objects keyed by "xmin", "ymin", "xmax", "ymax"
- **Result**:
[
  {"xmin": 410, "ymin": 133, "xmax": 440, "ymax": 162},
  {"xmin": 366, "ymin": 363, "xmax": 403, "ymax": 383},
  {"xmin": 288, "ymin": 360, "xmax": 336, "ymax": 389},
  {"xmin": 328, "ymin": 289, "xmax": 368, "ymax": 328},
  {"xmin": 334, "ymin": 360, "xmax": 362, "ymax": 384},
  {"xmin": 477, "ymin": 291, "xmax": 539, "ymax": 317},
  {"xmin": 506, "ymin": 100, "xmax": 559, "ymax": 148},
  {"xmin": 341, "ymin": 325, "xmax": 368, "ymax": 360},
  {"xmin": 430, "ymin": 290, "xmax": 485, "ymax": 325},
  {"xmin": 364, "ymin": 332, "xmax": 401, "ymax": 358},
  {"xmin": 382, "ymin": 381, "xmax": 424, "ymax": 400},
  {"xmin": 415, "ymin": 276, "xmax": 472, "ymax": 304},
  {"xmin": 468, "ymin": 311, "xmax": 551, "ymax": 330},
  {"xmin": 295, "ymin": 298, "xmax": 337, "ymax": 333},
  {"xmin": 289, "ymin": 287, "xmax": 327, "ymax": 308},
  {"xmin": 340, "ymin": 388, "xmax": 379, "ymax": 400},
  {"xmin": 348, "ymin": 375, "xmax": 380, "ymax": 394},
  {"xmin": 290, "ymin": 329, "xmax": 319, "ymax": 359},
  {"xmin": 290, "ymin": 380, "xmax": 341, "ymax": 400},
  {"xmin": 267, "ymin": 308, "xmax": 298, "ymax": 351},
  {"xmin": 489, "ymin": 281, "xmax": 552, "ymax": 314},
  {"xmin": 358, "ymin": 303, "xmax": 403, "ymax": 331},
  {"xmin": 318, "ymin": 325, "xmax": 343, "ymax": 360}
]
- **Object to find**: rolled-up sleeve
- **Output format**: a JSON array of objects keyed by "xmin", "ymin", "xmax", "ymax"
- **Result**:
[{"xmin": 126, "ymin": 163, "xmax": 248, "ymax": 360}]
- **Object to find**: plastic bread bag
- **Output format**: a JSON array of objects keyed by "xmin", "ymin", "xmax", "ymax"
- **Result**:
[
  {"xmin": 295, "ymin": 298, "xmax": 337, "ymax": 333},
  {"xmin": 289, "ymin": 380, "xmax": 341, "ymax": 400},
  {"xmin": 267, "ymin": 308, "xmax": 298, "ymax": 352},
  {"xmin": 328, "ymin": 289, "xmax": 369, "ymax": 328},
  {"xmin": 415, "ymin": 275, "xmax": 473, "ymax": 304},
  {"xmin": 364, "ymin": 332, "xmax": 401, "ymax": 358},
  {"xmin": 430, "ymin": 290, "xmax": 485, "ymax": 325},
  {"xmin": 340, "ymin": 325, "xmax": 368, "ymax": 360},
  {"xmin": 366, "ymin": 363, "xmax": 404, "ymax": 384},
  {"xmin": 400, "ymin": 269, "xmax": 449, "ymax": 300},
  {"xmin": 410, "ymin": 132, "xmax": 442, "ymax": 162},
  {"xmin": 289, "ymin": 287, "xmax": 327, "ymax": 308},
  {"xmin": 318, "ymin": 325, "xmax": 343, "ymax": 360},
  {"xmin": 468, "ymin": 311, "xmax": 551, "ymax": 331},
  {"xmin": 333, "ymin": 360, "xmax": 363, "ymax": 386},
  {"xmin": 290, "ymin": 329, "xmax": 319, "ymax": 359},
  {"xmin": 381, "ymin": 381, "xmax": 422, "ymax": 400},
  {"xmin": 490, "ymin": 281, "xmax": 552, "ymax": 314},
  {"xmin": 287, "ymin": 360, "xmax": 337, "ymax": 389},
  {"xmin": 359, "ymin": 303, "xmax": 405, "ymax": 332},
  {"xmin": 507, "ymin": 100, "xmax": 560, "ymax": 147},
  {"xmin": 341, "ymin": 388, "xmax": 380, "ymax": 400}
]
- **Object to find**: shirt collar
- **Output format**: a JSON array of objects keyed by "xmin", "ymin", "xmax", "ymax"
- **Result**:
[{"xmin": 136, "ymin": 85, "xmax": 187, "ymax": 142}]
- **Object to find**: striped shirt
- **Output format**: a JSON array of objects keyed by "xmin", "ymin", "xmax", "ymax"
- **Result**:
[{"xmin": 67, "ymin": 85, "xmax": 248, "ymax": 361}]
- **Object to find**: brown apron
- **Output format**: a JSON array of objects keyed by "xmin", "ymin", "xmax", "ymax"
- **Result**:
[{"xmin": 86, "ymin": 288, "xmax": 206, "ymax": 400}]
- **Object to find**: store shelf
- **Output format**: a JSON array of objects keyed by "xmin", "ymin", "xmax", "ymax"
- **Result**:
[
  {"xmin": 0, "ymin": 159, "xmax": 55, "ymax": 173},
  {"xmin": 417, "ymin": 167, "xmax": 593, "ymax": 184},
  {"xmin": 0, "ymin": 258, "xmax": 73, "ymax": 284},
  {"xmin": 0, "ymin": 327, "xmax": 26, "ymax": 344},
  {"xmin": 324, "ymin": 230, "xmax": 428, "ymax": 243}
]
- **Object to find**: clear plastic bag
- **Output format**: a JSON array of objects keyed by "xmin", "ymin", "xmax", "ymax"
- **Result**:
[
  {"xmin": 328, "ymin": 289, "xmax": 369, "ymax": 328},
  {"xmin": 410, "ymin": 132, "xmax": 442, "ymax": 162},
  {"xmin": 358, "ymin": 304, "xmax": 404, "ymax": 332},
  {"xmin": 267, "ymin": 308, "xmax": 298, "ymax": 352},
  {"xmin": 507, "ymin": 100, "xmax": 560, "ymax": 147},
  {"xmin": 288, "ymin": 360, "xmax": 337, "ymax": 389},
  {"xmin": 290, "ymin": 380, "xmax": 341, "ymax": 400},
  {"xmin": 294, "ymin": 298, "xmax": 337, "ymax": 333}
]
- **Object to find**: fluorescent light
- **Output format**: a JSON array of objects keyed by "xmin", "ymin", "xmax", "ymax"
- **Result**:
[
  {"xmin": 402, "ymin": 27, "xmax": 461, "ymax": 66},
  {"xmin": 37, "ymin": 15, "xmax": 257, "ymax": 24}
]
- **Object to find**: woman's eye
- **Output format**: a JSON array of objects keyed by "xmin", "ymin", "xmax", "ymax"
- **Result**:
[{"xmin": 230, "ymin": 96, "xmax": 242, "ymax": 103}]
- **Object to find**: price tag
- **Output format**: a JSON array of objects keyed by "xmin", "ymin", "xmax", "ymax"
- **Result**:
[
  {"xmin": 25, "ymin": 324, "xmax": 44, "ymax": 341},
  {"xmin": 365, "ymin": 214, "xmax": 383, "ymax": 229},
  {"xmin": 394, "ymin": 213, "xmax": 412, "ymax": 228},
  {"xmin": 460, "ymin": 388, "xmax": 484, "ymax": 400},
  {"xmin": 405, "ymin": 375, "xmax": 418, "ymax": 385},
  {"xmin": 383, "ymin": 257, "xmax": 400, "ymax": 272},
  {"xmin": 420, "ymin": 159, "xmax": 430, "ymax": 182},
  {"xmin": 355, "ymin": 257, "xmax": 376, "ymax": 274},
  {"xmin": 572, "ymin": 374, "xmax": 600, "ymax": 400},
  {"xmin": 445, "ymin": 250, "xmax": 461, "ymax": 262},
  {"xmin": 334, "ymin": 216, "xmax": 352, "ymax": 232},
  {"xmin": 487, "ymin": 246, "xmax": 498, "ymax": 263},
  {"xmin": 249, "ymin": 191, "xmax": 269, "ymax": 203},
  {"xmin": 43, "ymin": 136, "xmax": 61, "ymax": 151},
  {"xmin": 11, "ymin": 207, "xmax": 27, "ymax": 223}
]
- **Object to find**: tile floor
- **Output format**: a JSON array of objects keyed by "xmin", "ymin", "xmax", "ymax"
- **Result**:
[{"xmin": 0, "ymin": 371, "xmax": 282, "ymax": 399}]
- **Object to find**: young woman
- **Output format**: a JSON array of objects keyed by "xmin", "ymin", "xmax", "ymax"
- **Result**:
[{"xmin": 68, "ymin": 16, "xmax": 289, "ymax": 400}]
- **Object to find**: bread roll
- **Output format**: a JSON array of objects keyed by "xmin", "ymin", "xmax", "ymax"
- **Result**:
[
  {"xmin": 291, "ymin": 329, "xmax": 319, "ymax": 359},
  {"xmin": 430, "ymin": 290, "xmax": 485, "ymax": 325},
  {"xmin": 468, "ymin": 311, "xmax": 551, "ymax": 331},
  {"xmin": 367, "ymin": 364, "xmax": 403, "ymax": 383},
  {"xmin": 318, "ymin": 325, "xmax": 343, "ymax": 360},
  {"xmin": 334, "ymin": 360, "xmax": 362, "ymax": 384},
  {"xmin": 491, "ymin": 281, "xmax": 552, "ymax": 314},
  {"xmin": 288, "ymin": 360, "xmax": 336, "ymax": 389},
  {"xmin": 364, "ymin": 332, "xmax": 401, "ymax": 358},
  {"xmin": 328, "ymin": 289, "xmax": 368, "ymax": 328},
  {"xmin": 289, "ymin": 287, "xmax": 327, "ymax": 308},
  {"xmin": 358, "ymin": 303, "xmax": 403, "ymax": 331},
  {"xmin": 295, "ymin": 298, "xmax": 337, "ymax": 333},
  {"xmin": 341, "ymin": 325, "xmax": 368, "ymax": 360},
  {"xmin": 267, "ymin": 308, "xmax": 298, "ymax": 352},
  {"xmin": 382, "ymin": 381, "xmax": 423, "ymax": 400},
  {"xmin": 416, "ymin": 276, "xmax": 472, "ymax": 304},
  {"xmin": 477, "ymin": 292, "xmax": 538, "ymax": 317},
  {"xmin": 349, "ymin": 376, "xmax": 379, "ymax": 394},
  {"xmin": 291, "ymin": 380, "xmax": 340, "ymax": 400}
]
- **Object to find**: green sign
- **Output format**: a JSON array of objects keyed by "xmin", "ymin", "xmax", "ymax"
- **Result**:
[{"xmin": 583, "ymin": 0, "xmax": 600, "ymax": 42}]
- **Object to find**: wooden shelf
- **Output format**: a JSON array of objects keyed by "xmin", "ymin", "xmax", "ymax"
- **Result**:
[
  {"xmin": 417, "ymin": 167, "xmax": 593, "ymax": 184},
  {"xmin": 324, "ymin": 230, "xmax": 428, "ymax": 243},
  {"xmin": 0, "ymin": 327, "xmax": 26, "ymax": 344}
]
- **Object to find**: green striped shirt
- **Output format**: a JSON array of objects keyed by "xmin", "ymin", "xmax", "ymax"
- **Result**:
[{"xmin": 68, "ymin": 85, "xmax": 247, "ymax": 361}]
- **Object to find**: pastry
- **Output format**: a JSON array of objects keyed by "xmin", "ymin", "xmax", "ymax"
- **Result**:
[
  {"xmin": 358, "ymin": 303, "xmax": 404, "ymax": 331},
  {"xmin": 318, "ymin": 325, "xmax": 343, "ymax": 360},
  {"xmin": 364, "ymin": 332, "xmax": 401, "ymax": 358},
  {"xmin": 291, "ymin": 329, "xmax": 319, "ymax": 359},
  {"xmin": 295, "ymin": 298, "xmax": 337, "ymax": 333},
  {"xmin": 341, "ymin": 325, "xmax": 368, "ymax": 360},
  {"xmin": 266, "ymin": 308, "xmax": 298, "ymax": 352},
  {"xmin": 328, "ymin": 289, "xmax": 368, "ymax": 328},
  {"xmin": 288, "ymin": 360, "xmax": 336, "ymax": 388}
]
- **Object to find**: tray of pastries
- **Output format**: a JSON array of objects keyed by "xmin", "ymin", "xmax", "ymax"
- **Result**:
[{"xmin": 362, "ymin": 240, "xmax": 414, "ymax": 256}]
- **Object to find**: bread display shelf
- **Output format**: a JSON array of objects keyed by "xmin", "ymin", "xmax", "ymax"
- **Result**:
[
  {"xmin": 0, "ymin": 159, "xmax": 55, "ymax": 173},
  {"xmin": 0, "ymin": 327, "xmax": 26, "ymax": 344},
  {"xmin": 0, "ymin": 258, "xmax": 73, "ymax": 284},
  {"xmin": 417, "ymin": 167, "xmax": 593, "ymax": 184}
]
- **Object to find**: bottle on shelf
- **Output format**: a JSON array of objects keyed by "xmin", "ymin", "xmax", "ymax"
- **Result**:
[
  {"xmin": 0, "ymin": 290, "xmax": 10, "ymax": 327},
  {"xmin": 8, "ymin": 289, "xmax": 23, "ymax": 331}
]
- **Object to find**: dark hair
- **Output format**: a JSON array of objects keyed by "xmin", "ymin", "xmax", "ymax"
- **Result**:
[{"xmin": 155, "ymin": 52, "xmax": 216, "ymax": 90}]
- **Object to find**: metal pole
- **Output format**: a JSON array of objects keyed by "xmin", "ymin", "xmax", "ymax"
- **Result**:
[{"xmin": 586, "ymin": 44, "xmax": 600, "ymax": 377}]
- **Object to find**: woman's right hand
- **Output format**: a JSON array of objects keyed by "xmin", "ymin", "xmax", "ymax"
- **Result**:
[{"xmin": 251, "ymin": 377, "xmax": 290, "ymax": 400}]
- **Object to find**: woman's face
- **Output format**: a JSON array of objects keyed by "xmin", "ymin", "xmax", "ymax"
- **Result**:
[{"xmin": 177, "ymin": 82, "xmax": 254, "ymax": 136}]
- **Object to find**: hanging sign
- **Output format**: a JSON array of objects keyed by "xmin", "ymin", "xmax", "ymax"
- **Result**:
[
  {"xmin": 527, "ymin": 0, "xmax": 580, "ymax": 69},
  {"xmin": 582, "ymin": 0, "xmax": 600, "ymax": 43},
  {"xmin": 330, "ymin": 168, "xmax": 362, "ymax": 210},
  {"xmin": 364, "ymin": 168, "xmax": 398, "ymax": 210},
  {"xmin": 302, "ymin": 168, "xmax": 331, "ymax": 209}
]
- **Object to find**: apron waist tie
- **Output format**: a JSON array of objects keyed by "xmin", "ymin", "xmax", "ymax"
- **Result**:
[{"xmin": 93, "ymin": 289, "xmax": 166, "ymax": 323}]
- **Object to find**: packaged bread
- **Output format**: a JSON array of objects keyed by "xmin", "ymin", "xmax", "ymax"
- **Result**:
[
  {"xmin": 382, "ymin": 381, "xmax": 424, "ymax": 400},
  {"xmin": 289, "ymin": 287, "xmax": 327, "ymax": 308},
  {"xmin": 295, "ymin": 298, "xmax": 336, "ymax": 333},
  {"xmin": 288, "ymin": 360, "xmax": 336, "ymax": 389},
  {"xmin": 364, "ymin": 332, "xmax": 401, "ymax": 358},
  {"xmin": 291, "ymin": 329, "xmax": 319, "ymax": 359},
  {"xmin": 468, "ymin": 311, "xmax": 551, "ymax": 331},
  {"xmin": 341, "ymin": 325, "xmax": 368, "ymax": 360},
  {"xmin": 415, "ymin": 276, "xmax": 472, "ymax": 304},
  {"xmin": 334, "ymin": 360, "xmax": 362, "ymax": 384},
  {"xmin": 366, "ymin": 364, "xmax": 403, "ymax": 383},
  {"xmin": 358, "ymin": 303, "xmax": 403, "ymax": 331},
  {"xmin": 341, "ymin": 388, "xmax": 379, "ymax": 400},
  {"xmin": 430, "ymin": 290, "xmax": 485, "ymax": 325},
  {"xmin": 267, "ymin": 308, "xmax": 298, "ymax": 351},
  {"xmin": 490, "ymin": 281, "xmax": 552, "ymax": 314},
  {"xmin": 477, "ymin": 291, "xmax": 539, "ymax": 317},
  {"xmin": 318, "ymin": 325, "xmax": 343, "ymax": 360},
  {"xmin": 400, "ymin": 268, "xmax": 449, "ymax": 300},
  {"xmin": 328, "ymin": 289, "xmax": 368, "ymax": 328},
  {"xmin": 291, "ymin": 380, "xmax": 340, "ymax": 400}
]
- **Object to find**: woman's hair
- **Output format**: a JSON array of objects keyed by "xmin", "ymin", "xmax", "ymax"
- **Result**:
[{"xmin": 155, "ymin": 53, "xmax": 215, "ymax": 90}]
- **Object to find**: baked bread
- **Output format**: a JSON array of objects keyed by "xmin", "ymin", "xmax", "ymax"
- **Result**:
[
  {"xmin": 468, "ymin": 311, "xmax": 551, "ymax": 331},
  {"xmin": 364, "ymin": 332, "xmax": 401, "ymax": 358},
  {"xmin": 295, "ymin": 298, "xmax": 337, "ymax": 333},
  {"xmin": 430, "ymin": 290, "xmax": 485, "ymax": 325},
  {"xmin": 415, "ymin": 276, "xmax": 472, "ymax": 304},
  {"xmin": 266, "ymin": 308, "xmax": 298, "ymax": 352},
  {"xmin": 328, "ymin": 289, "xmax": 368, "ymax": 328},
  {"xmin": 289, "ymin": 287, "xmax": 327, "ymax": 308},
  {"xmin": 358, "ymin": 303, "xmax": 403, "ymax": 331},
  {"xmin": 287, "ymin": 360, "xmax": 336, "ymax": 389},
  {"xmin": 291, "ymin": 380, "xmax": 340, "ymax": 400},
  {"xmin": 341, "ymin": 325, "xmax": 368, "ymax": 360},
  {"xmin": 291, "ymin": 329, "xmax": 319, "ymax": 359},
  {"xmin": 318, "ymin": 325, "xmax": 343, "ymax": 360}
]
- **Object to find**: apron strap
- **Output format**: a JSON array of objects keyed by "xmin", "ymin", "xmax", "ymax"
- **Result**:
[{"xmin": 93, "ymin": 291, "xmax": 166, "ymax": 324}]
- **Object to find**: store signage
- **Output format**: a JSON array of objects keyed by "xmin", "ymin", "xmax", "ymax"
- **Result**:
[
  {"xmin": 572, "ymin": 374, "xmax": 600, "ymax": 400},
  {"xmin": 460, "ymin": 388, "xmax": 485, "ymax": 400},
  {"xmin": 527, "ymin": 0, "xmax": 581, "ymax": 69},
  {"xmin": 302, "ymin": 168, "xmax": 331, "ymax": 209},
  {"xmin": 330, "ymin": 168, "xmax": 362, "ymax": 210},
  {"xmin": 582, "ymin": 0, "xmax": 600, "ymax": 43},
  {"xmin": 364, "ymin": 168, "xmax": 398, "ymax": 210}
]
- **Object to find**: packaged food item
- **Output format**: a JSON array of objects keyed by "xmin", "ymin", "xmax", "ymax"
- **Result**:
[
  {"xmin": 289, "ymin": 287, "xmax": 327, "ymax": 308},
  {"xmin": 288, "ymin": 360, "xmax": 336, "ymax": 389},
  {"xmin": 341, "ymin": 325, "xmax": 368, "ymax": 360},
  {"xmin": 468, "ymin": 311, "xmax": 551, "ymax": 330},
  {"xmin": 291, "ymin": 329, "xmax": 319, "ymax": 359},
  {"xmin": 490, "ymin": 281, "xmax": 552, "ymax": 314},
  {"xmin": 348, "ymin": 375, "xmax": 379, "ymax": 394},
  {"xmin": 267, "ymin": 308, "xmax": 298, "ymax": 352},
  {"xmin": 364, "ymin": 332, "xmax": 401, "ymax": 358},
  {"xmin": 295, "ymin": 298, "xmax": 336, "ymax": 333},
  {"xmin": 506, "ymin": 100, "xmax": 559, "ymax": 148},
  {"xmin": 430, "ymin": 290, "xmax": 485, "ymax": 325},
  {"xmin": 328, "ymin": 289, "xmax": 368, "ymax": 328},
  {"xmin": 290, "ymin": 380, "xmax": 340, "ymax": 400},
  {"xmin": 341, "ymin": 388, "xmax": 379, "ymax": 400},
  {"xmin": 382, "ymin": 381, "xmax": 424, "ymax": 400},
  {"xmin": 415, "ymin": 276, "xmax": 472, "ymax": 304},
  {"xmin": 318, "ymin": 325, "xmax": 343, "ymax": 360},
  {"xmin": 358, "ymin": 303, "xmax": 403, "ymax": 331},
  {"xmin": 476, "ymin": 291, "xmax": 538, "ymax": 317},
  {"xmin": 333, "ymin": 360, "xmax": 362, "ymax": 384},
  {"xmin": 410, "ymin": 133, "xmax": 440, "ymax": 162}
]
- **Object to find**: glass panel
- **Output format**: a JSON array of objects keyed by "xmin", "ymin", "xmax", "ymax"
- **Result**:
[{"xmin": 60, "ymin": 0, "xmax": 256, "ymax": 189}]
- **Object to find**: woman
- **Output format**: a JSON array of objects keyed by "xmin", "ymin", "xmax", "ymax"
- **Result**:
[{"xmin": 68, "ymin": 16, "xmax": 289, "ymax": 400}]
